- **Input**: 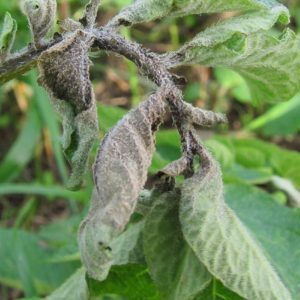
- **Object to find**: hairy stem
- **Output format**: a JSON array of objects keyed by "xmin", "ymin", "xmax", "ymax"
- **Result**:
[
  {"xmin": 93, "ymin": 28, "xmax": 195, "ymax": 173},
  {"xmin": 0, "ymin": 37, "xmax": 61, "ymax": 84},
  {"xmin": 0, "ymin": 25, "xmax": 225, "ymax": 175},
  {"xmin": 80, "ymin": 0, "xmax": 102, "ymax": 28}
]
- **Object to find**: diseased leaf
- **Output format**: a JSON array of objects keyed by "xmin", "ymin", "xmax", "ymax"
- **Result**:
[
  {"xmin": 79, "ymin": 92, "xmax": 168, "ymax": 281},
  {"xmin": 38, "ymin": 29, "xmax": 99, "ymax": 190},
  {"xmin": 166, "ymin": 6, "xmax": 300, "ymax": 103},
  {"xmin": 179, "ymin": 137, "xmax": 291, "ymax": 299},
  {"xmin": 144, "ymin": 189, "xmax": 211, "ymax": 300},
  {"xmin": 111, "ymin": 0, "xmax": 287, "ymax": 26},
  {"xmin": 0, "ymin": 12, "xmax": 17, "ymax": 60},
  {"xmin": 79, "ymin": 88, "xmax": 225, "ymax": 281},
  {"xmin": 22, "ymin": 0, "xmax": 57, "ymax": 46}
]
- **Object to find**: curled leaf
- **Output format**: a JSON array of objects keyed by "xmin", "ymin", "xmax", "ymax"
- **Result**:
[
  {"xmin": 38, "ymin": 30, "xmax": 98, "ymax": 189},
  {"xmin": 22, "ymin": 0, "xmax": 57, "ymax": 46},
  {"xmin": 0, "ymin": 13, "xmax": 17, "ymax": 62},
  {"xmin": 78, "ymin": 87, "xmax": 226, "ymax": 280},
  {"xmin": 78, "ymin": 91, "xmax": 167, "ymax": 280},
  {"xmin": 179, "ymin": 132, "xmax": 292, "ymax": 299}
]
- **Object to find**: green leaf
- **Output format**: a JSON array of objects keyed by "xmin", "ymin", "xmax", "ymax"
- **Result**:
[
  {"xmin": 0, "ymin": 103, "xmax": 42, "ymax": 182},
  {"xmin": 247, "ymin": 92, "xmax": 300, "ymax": 136},
  {"xmin": 180, "ymin": 145, "xmax": 291, "ymax": 299},
  {"xmin": 47, "ymin": 268, "xmax": 89, "ymax": 300},
  {"xmin": 234, "ymin": 145, "xmax": 267, "ymax": 169},
  {"xmin": 225, "ymin": 184, "xmax": 300, "ymax": 299},
  {"xmin": 97, "ymin": 104, "xmax": 127, "ymax": 133},
  {"xmin": 167, "ymin": 6, "xmax": 300, "ymax": 104},
  {"xmin": 155, "ymin": 130, "xmax": 181, "ymax": 161},
  {"xmin": 226, "ymin": 164, "xmax": 273, "ymax": 184},
  {"xmin": 205, "ymin": 139, "xmax": 235, "ymax": 169},
  {"xmin": 228, "ymin": 138, "xmax": 300, "ymax": 189},
  {"xmin": 0, "ymin": 12, "xmax": 17, "ymax": 58},
  {"xmin": 270, "ymin": 176, "xmax": 300, "ymax": 207},
  {"xmin": 112, "ymin": 0, "xmax": 288, "ymax": 25},
  {"xmin": 143, "ymin": 190, "xmax": 211, "ymax": 299},
  {"xmin": 87, "ymin": 264, "xmax": 160, "ymax": 300},
  {"xmin": 111, "ymin": 220, "xmax": 145, "ymax": 266},
  {"xmin": 196, "ymin": 279, "xmax": 244, "ymax": 300},
  {"xmin": 0, "ymin": 228, "xmax": 79, "ymax": 296},
  {"xmin": 150, "ymin": 130, "xmax": 181, "ymax": 173},
  {"xmin": 28, "ymin": 71, "xmax": 68, "ymax": 183},
  {"xmin": 214, "ymin": 68, "xmax": 251, "ymax": 103},
  {"xmin": 184, "ymin": 82, "xmax": 201, "ymax": 103},
  {"xmin": 0, "ymin": 183, "xmax": 87, "ymax": 201}
]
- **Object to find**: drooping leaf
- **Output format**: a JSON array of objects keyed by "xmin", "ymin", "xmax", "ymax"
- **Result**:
[
  {"xmin": 79, "ymin": 92, "xmax": 168, "ymax": 281},
  {"xmin": 111, "ymin": 0, "xmax": 288, "ymax": 26},
  {"xmin": 87, "ymin": 264, "xmax": 160, "ymax": 300},
  {"xmin": 166, "ymin": 6, "xmax": 300, "ymax": 104},
  {"xmin": 37, "ymin": 30, "xmax": 99, "ymax": 190},
  {"xmin": 143, "ymin": 189, "xmax": 211, "ymax": 300},
  {"xmin": 225, "ymin": 184, "xmax": 300, "ymax": 298},
  {"xmin": 179, "ymin": 139, "xmax": 291, "ymax": 299}
]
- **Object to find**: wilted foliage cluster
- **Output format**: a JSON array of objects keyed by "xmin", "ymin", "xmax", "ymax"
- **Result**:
[{"xmin": 2, "ymin": 0, "xmax": 300, "ymax": 299}]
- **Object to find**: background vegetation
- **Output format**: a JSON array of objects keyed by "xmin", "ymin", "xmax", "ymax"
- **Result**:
[{"xmin": 1, "ymin": 0, "xmax": 300, "ymax": 299}]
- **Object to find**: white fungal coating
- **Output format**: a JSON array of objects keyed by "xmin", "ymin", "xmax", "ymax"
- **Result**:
[{"xmin": 22, "ymin": 0, "xmax": 57, "ymax": 46}]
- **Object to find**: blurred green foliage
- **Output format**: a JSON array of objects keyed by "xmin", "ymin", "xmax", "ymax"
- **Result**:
[{"xmin": 1, "ymin": 0, "xmax": 300, "ymax": 299}]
